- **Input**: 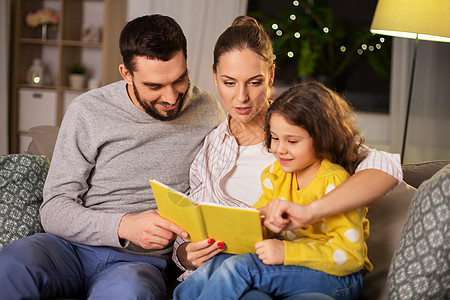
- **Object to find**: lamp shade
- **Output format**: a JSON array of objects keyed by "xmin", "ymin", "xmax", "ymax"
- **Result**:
[{"xmin": 370, "ymin": 0, "xmax": 450, "ymax": 42}]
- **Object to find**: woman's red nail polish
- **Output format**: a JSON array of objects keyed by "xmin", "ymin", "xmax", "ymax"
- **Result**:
[
  {"xmin": 219, "ymin": 246, "xmax": 225, "ymax": 250},
  {"xmin": 207, "ymin": 238, "xmax": 214, "ymax": 244},
  {"xmin": 217, "ymin": 241, "xmax": 224, "ymax": 247}
]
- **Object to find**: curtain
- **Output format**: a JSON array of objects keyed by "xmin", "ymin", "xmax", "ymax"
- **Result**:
[
  {"xmin": 390, "ymin": 38, "xmax": 450, "ymax": 163},
  {"xmin": 0, "ymin": 0, "xmax": 10, "ymax": 154},
  {"xmin": 126, "ymin": 0, "xmax": 248, "ymax": 100}
]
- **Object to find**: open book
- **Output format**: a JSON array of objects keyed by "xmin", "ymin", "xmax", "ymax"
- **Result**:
[{"xmin": 150, "ymin": 180, "xmax": 263, "ymax": 255}]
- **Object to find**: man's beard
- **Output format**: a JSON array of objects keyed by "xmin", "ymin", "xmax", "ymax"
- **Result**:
[{"xmin": 133, "ymin": 84, "xmax": 185, "ymax": 121}]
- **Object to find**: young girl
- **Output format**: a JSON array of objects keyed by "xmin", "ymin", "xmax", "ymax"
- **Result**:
[{"xmin": 174, "ymin": 81, "xmax": 372, "ymax": 299}]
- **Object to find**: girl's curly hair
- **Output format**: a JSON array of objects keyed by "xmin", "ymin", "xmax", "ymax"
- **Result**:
[{"xmin": 264, "ymin": 81, "xmax": 368, "ymax": 174}]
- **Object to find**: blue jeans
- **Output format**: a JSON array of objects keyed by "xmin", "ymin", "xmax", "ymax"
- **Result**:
[
  {"xmin": 241, "ymin": 290, "xmax": 334, "ymax": 300},
  {"xmin": 173, "ymin": 253, "xmax": 364, "ymax": 300},
  {"xmin": 0, "ymin": 233, "xmax": 168, "ymax": 299}
]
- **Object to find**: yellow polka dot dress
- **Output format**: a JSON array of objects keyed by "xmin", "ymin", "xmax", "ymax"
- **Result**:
[{"xmin": 253, "ymin": 159, "xmax": 373, "ymax": 276}]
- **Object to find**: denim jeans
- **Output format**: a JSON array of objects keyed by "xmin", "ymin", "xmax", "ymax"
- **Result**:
[
  {"xmin": 241, "ymin": 290, "xmax": 334, "ymax": 300},
  {"xmin": 173, "ymin": 253, "xmax": 364, "ymax": 300},
  {"xmin": 0, "ymin": 233, "xmax": 168, "ymax": 300}
]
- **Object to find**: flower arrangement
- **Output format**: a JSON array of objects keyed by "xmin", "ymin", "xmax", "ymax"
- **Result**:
[{"xmin": 25, "ymin": 8, "xmax": 58, "ymax": 28}]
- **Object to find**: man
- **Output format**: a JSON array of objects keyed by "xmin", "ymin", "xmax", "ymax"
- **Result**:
[{"xmin": 0, "ymin": 15, "xmax": 225, "ymax": 299}]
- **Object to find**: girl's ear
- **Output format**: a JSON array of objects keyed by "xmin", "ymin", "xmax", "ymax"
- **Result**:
[{"xmin": 119, "ymin": 64, "xmax": 133, "ymax": 85}]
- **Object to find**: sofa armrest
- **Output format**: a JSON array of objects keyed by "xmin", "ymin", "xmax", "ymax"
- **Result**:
[{"xmin": 360, "ymin": 181, "xmax": 417, "ymax": 299}]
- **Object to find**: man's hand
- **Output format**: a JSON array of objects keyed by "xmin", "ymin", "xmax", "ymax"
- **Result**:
[
  {"xmin": 178, "ymin": 239, "xmax": 224, "ymax": 270},
  {"xmin": 258, "ymin": 199, "xmax": 315, "ymax": 233},
  {"xmin": 118, "ymin": 210, "xmax": 188, "ymax": 249},
  {"xmin": 255, "ymin": 239, "xmax": 284, "ymax": 265}
]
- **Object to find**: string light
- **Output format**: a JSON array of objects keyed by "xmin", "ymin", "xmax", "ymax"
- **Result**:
[{"xmin": 262, "ymin": 3, "xmax": 388, "ymax": 79}]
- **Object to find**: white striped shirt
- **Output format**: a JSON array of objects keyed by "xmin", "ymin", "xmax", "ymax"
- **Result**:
[{"xmin": 172, "ymin": 116, "xmax": 403, "ymax": 280}]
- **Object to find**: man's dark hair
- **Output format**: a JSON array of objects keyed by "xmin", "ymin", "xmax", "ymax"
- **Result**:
[{"xmin": 119, "ymin": 14, "xmax": 187, "ymax": 74}]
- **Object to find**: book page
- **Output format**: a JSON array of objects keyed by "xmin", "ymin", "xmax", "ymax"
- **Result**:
[
  {"xmin": 150, "ymin": 180, "xmax": 207, "ymax": 241},
  {"xmin": 200, "ymin": 204, "xmax": 263, "ymax": 255}
]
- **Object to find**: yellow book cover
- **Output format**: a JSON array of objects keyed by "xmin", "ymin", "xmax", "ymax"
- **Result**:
[{"xmin": 150, "ymin": 180, "xmax": 263, "ymax": 255}]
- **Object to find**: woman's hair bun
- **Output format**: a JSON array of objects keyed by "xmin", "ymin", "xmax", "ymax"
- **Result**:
[{"xmin": 231, "ymin": 15, "xmax": 261, "ymax": 28}]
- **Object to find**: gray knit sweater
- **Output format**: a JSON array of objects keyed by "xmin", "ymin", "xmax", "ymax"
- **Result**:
[{"xmin": 41, "ymin": 81, "xmax": 225, "ymax": 260}]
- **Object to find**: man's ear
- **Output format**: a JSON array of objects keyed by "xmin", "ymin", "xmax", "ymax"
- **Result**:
[{"xmin": 119, "ymin": 64, "xmax": 133, "ymax": 85}]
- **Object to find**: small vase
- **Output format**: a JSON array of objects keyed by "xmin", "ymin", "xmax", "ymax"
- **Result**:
[{"xmin": 41, "ymin": 24, "xmax": 47, "ymax": 41}]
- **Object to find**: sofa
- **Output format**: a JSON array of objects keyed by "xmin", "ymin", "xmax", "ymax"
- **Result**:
[{"xmin": 1, "ymin": 125, "xmax": 449, "ymax": 299}]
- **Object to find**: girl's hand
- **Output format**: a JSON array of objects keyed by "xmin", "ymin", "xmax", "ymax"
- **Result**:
[
  {"xmin": 255, "ymin": 239, "xmax": 285, "ymax": 265},
  {"xmin": 177, "ymin": 239, "xmax": 225, "ymax": 270},
  {"xmin": 258, "ymin": 199, "xmax": 315, "ymax": 233}
]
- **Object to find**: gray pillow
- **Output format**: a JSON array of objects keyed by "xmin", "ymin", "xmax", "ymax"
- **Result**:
[
  {"xmin": 0, "ymin": 154, "xmax": 50, "ymax": 248},
  {"xmin": 387, "ymin": 164, "xmax": 450, "ymax": 299}
]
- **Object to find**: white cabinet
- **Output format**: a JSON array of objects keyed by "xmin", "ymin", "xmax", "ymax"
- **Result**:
[
  {"xmin": 18, "ymin": 88, "xmax": 58, "ymax": 151},
  {"xmin": 18, "ymin": 88, "xmax": 58, "ymax": 131}
]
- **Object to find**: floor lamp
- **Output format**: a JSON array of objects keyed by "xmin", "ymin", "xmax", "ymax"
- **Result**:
[{"xmin": 370, "ymin": 0, "xmax": 450, "ymax": 163}]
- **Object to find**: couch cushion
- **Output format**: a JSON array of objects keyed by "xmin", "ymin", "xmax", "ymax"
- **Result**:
[
  {"xmin": 402, "ymin": 160, "xmax": 449, "ymax": 189},
  {"xmin": 360, "ymin": 181, "xmax": 417, "ymax": 300},
  {"xmin": 387, "ymin": 164, "xmax": 450, "ymax": 299},
  {"xmin": 0, "ymin": 154, "xmax": 50, "ymax": 248}
]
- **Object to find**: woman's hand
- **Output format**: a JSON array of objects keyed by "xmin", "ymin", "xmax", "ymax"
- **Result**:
[
  {"xmin": 258, "ymin": 199, "xmax": 315, "ymax": 233},
  {"xmin": 177, "ymin": 239, "xmax": 225, "ymax": 270},
  {"xmin": 255, "ymin": 239, "xmax": 285, "ymax": 265}
]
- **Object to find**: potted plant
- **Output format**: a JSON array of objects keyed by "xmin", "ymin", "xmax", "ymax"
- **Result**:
[{"xmin": 68, "ymin": 62, "xmax": 86, "ymax": 89}]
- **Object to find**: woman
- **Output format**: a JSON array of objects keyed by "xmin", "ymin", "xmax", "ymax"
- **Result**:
[{"xmin": 173, "ymin": 15, "xmax": 402, "ymax": 291}]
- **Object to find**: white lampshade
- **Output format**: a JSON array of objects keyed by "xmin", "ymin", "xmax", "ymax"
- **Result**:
[{"xmin": 370, "ymin": 0, "xmax": 450, "ymax": 42}]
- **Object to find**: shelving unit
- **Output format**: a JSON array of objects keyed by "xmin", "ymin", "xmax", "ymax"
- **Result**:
[{"xmin": 9, "ymin": 0, "xmax": 126, "ymax": 153}]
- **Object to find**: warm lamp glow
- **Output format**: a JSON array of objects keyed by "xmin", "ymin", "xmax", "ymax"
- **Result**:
[{"xmin": 370, "ymin": 0, "xmax": 450, "ymax": 42}]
